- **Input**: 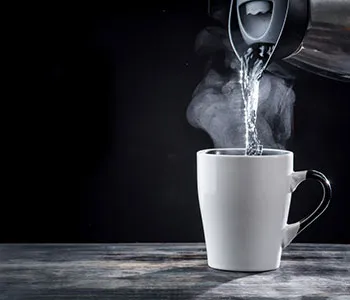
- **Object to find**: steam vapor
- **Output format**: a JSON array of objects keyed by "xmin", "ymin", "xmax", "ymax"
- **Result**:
[{"xmin": 187, "ymin": 26, "xmax": 296, "ymax": 149}]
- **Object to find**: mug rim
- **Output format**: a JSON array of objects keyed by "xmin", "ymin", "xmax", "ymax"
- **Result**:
[{"xmin": 197, "ymin": 148, "xmax": 293, "ymax": 157}]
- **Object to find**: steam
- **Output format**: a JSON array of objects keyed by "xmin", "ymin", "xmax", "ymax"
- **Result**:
[{"xmin": 187, "ymin": 26, "xmax": 296, "ymax": 149}]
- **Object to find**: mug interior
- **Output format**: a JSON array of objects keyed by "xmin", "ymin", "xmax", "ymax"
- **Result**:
[{"xmin": 205, "ymin": 148, "xmax": 291, "ymax": 156}]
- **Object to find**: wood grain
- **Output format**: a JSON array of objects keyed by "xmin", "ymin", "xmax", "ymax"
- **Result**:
[{"xmin": 0, "ymin": 243, "xmax": 349, "ymax": 299}]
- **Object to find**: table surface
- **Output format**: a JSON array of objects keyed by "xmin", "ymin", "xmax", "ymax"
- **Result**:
[{"xmin": 0, "ymin": 243, "xmax": 349, "ymax": 300}]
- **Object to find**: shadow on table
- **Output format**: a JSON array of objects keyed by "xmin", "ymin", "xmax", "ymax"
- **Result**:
[{"xmin": 99, "ymin": 264, "xmax": 258, "ymax": 299}]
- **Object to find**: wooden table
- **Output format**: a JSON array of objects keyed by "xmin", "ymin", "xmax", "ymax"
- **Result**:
[{"xmin": 0, "ymin": 243, "xmax": 349, "ymax": 299}]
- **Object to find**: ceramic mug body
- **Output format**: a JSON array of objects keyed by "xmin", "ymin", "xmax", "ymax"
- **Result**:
[{"xmin": 197, "ymin": 148, "xmax": 331, "ymax": 272}]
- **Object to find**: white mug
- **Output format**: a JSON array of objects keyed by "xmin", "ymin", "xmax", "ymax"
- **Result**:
[{"xmin": 197, "ymin": 148, "xmax": 331, "ymax": 272}]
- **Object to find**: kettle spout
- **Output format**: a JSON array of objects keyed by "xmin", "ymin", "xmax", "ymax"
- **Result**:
[{"xmin": 228, "ymin": 0, "xmax": 308, "ymax": 65}]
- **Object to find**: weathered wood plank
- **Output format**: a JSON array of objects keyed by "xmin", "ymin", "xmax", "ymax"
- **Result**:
[{"xmin": 0, "ymin": 244, "xmax": 349, "ymax": 299}]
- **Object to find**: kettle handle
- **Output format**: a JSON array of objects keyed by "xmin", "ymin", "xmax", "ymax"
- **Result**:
[{"xmin": 282, "ymin": 170, "xmax": 332, "ymax": 248}]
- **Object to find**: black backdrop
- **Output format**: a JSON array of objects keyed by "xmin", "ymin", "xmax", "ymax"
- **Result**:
[{"xmin": 3, "ymin": 2, "xmax": 349, "ymax": 243}]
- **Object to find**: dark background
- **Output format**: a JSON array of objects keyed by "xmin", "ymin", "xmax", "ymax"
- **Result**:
[{"xmin": 3, "ymin": 2, "xmax": 349, "ymax": 243}]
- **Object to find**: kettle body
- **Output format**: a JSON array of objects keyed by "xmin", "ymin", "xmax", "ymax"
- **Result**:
[{"xmin": 228, "ymin": 0, "xmax": 350, "ymax": 81}]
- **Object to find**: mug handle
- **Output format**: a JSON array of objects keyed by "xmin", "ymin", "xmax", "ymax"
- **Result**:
[{"xmin": 282, "ymin": 170, "xmax": 332, "ymax": 248}]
